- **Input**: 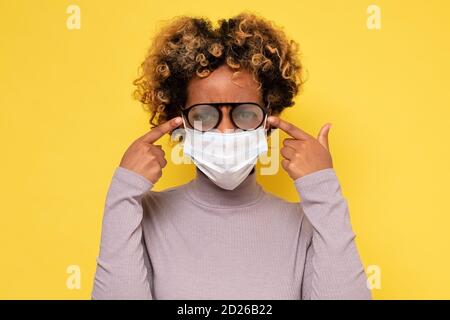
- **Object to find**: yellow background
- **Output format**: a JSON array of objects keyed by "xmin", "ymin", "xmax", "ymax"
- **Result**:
[{"xmin": 1, "ymin": 0, "xmax": 449, "ymax": 299}]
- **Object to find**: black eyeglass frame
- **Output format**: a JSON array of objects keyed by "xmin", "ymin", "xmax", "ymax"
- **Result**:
[{"xmin": 180, "ymin": 102, "xmax": 270, "ymax": 132}]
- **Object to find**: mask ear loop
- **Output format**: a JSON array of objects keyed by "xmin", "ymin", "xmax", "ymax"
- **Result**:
[
  {"xmin": 262, "ymin": 113, "xmax": 268, "ymax": 131},
  {"xmin": 180, "ymin": 113, "xmax": 189, "ymax": 144},
  {"xmin": 181, "ymin": 112, "xmax": 193, "ymax": 132},
  {"xmin": 263, "ymin": 100, "xmax": 271, "ymax": 133}
]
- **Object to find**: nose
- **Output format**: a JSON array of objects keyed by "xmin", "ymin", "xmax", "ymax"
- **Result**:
[{"xmin": 216, "ymin": 106, "xmax": 236, "ymax": 133}]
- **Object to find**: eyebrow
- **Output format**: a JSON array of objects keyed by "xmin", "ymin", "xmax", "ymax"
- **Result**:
[{"xmin": 184, "ymin": 101, "xmax": 263, "ymax": 108}]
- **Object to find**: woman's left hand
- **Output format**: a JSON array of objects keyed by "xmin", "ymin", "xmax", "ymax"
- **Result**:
[{"xmin": 267, "ymin": 116, "xmax": 334, "ymax": 180}]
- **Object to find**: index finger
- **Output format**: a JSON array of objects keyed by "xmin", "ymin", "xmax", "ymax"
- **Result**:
[
  {"xmin": 141, "ymin": 117, "xmax": 182, "ymax": 144},
  {"xmin": 267, "ymin": 116, "xmax": 313, "ymax": 140}
]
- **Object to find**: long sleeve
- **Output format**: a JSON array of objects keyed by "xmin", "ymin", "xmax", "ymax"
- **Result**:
[
  {"xmin": 91, "ymin": 166, "xmax": 154, "ymax": 300},
  {"xmin": 295, "ymin": 168, "xmax": 372, "ymax": 300}
]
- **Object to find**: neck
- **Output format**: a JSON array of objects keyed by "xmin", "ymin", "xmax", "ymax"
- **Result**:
[{"xmin": 186, "ymin": 167, "xmax": 263, "ymax": 208}]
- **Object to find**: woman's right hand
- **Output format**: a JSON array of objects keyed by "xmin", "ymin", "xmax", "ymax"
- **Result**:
[{"xmin": 119, "ymin": 117, "xmax": 182, "ymax": 184}]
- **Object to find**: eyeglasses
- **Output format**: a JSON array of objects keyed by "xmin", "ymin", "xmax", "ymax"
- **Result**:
[{"xmin": 181, "ymin": 102, "xmax": 269, "ymax": 132}]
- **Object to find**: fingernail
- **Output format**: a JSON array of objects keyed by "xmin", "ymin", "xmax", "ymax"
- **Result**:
[{"xmin": 174, "ymin": 117, "xmax": 182, "ymax": 125}]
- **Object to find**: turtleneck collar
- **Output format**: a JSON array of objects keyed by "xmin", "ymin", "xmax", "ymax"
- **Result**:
[{"xmin": 184, "ymin": 167, "xmax": 264, "ymax": 208}]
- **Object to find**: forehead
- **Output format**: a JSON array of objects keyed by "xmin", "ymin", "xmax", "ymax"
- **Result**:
[{"xmin": 186, "ymin": 64, "xmax": 262, "ymax": 106}]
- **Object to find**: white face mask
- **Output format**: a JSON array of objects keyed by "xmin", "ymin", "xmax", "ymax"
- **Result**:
[{"xmin": 182, "ymin": 116, "xmax": 268, "ymax": 190}]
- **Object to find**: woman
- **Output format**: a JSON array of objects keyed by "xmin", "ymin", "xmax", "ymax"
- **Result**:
[{"xmin": 92, "ymin": 12, "xmax": 371, "ymax": 300}]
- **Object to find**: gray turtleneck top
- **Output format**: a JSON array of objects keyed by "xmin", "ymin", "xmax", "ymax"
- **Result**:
[{"xmin": 91, "ymin": 166, "xmax": 371, "ymax": 300}]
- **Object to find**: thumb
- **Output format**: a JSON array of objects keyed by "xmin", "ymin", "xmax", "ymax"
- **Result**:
[{"xmin": 317, "ymin": 123, "xmax": 332, "ymax": 151}]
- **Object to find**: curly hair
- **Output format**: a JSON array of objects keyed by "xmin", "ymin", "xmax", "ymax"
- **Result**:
[{"xmin": 133, "ymin": 11, "xmax": 305, "ymax": 127}]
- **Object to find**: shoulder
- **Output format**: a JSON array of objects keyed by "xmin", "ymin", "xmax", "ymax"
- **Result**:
[
  {"xmin": 257, "ymin": 189, "xmax": 314, "ymax": 246},
  {"xmin": 260, "ymin": 188, "xmax": 311, "ymax": 226},
  {"xmin": 141, "ymin": 180, "xmax": 191, "ymax": 208},
  {"xmin": 261, "ymin": 189, "xmax": 300, "ymax": 211}
]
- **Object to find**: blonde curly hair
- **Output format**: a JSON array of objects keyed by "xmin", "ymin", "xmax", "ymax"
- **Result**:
[{"xmin": 133, "ymin": 11, "xmax": 305, "ymax": 127}]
